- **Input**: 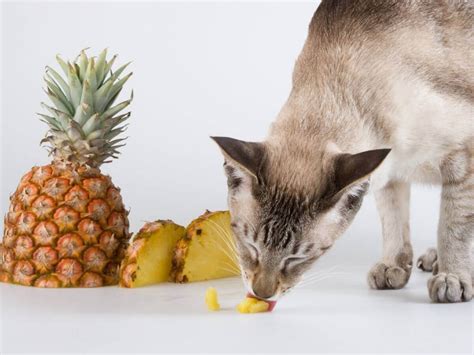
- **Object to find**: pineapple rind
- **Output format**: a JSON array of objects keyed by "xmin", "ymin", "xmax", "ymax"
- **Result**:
[
  {"xmin": 0, "ymin": 163, "xmax": 130, "ymax": 288},
  {"xmin": 119, "ymin": 220, "xmax": 185, "ymax": 288}
]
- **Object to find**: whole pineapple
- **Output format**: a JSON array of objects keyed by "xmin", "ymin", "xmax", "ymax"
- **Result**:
[{"xmin": 0, "ymin": 49, "xmax": 133, "ymax": 287}]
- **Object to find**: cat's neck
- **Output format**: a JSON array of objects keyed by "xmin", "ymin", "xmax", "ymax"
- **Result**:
[{"xmin": 268, "ymin": 87, "xmax": 382, "ymax": 156}]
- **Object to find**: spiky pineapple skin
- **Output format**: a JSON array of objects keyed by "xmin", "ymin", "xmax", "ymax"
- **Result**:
[
  {"xmin": 119, "ymin": 222, "xmax": 158, "ymax": 288},
  {"xmin": 0, "ymin": 163, "xmax": 130, "ymax": 287}
]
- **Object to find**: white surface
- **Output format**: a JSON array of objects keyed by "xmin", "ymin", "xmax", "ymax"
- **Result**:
[
  {"xmin": 1, "ymin": 269, "xmax": 473, "ymax": 354},
  {"xmin": 1, "ymin": 1, "xmax": 472, "ymax": 354}
]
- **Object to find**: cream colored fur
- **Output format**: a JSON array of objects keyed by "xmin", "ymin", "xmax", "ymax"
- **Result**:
[
  {"xmin": 217, "ymin": 1, "xmax": 473, "ymax": 303},
  {"xmin": 265, "ymin": 1, "xmax": 473, "ymax": 302}
]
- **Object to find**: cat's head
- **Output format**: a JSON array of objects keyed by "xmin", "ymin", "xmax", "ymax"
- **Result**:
[{"xmin": 212, "ymin": 136, "xmax": 389, "ymax": 300}]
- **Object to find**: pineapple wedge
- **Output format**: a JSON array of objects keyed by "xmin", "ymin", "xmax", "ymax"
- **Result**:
[
  {"xmin": 119, "ymin": 220, "xmax": 185, "ymax": 288},
  {"xmin": 172, "ymin": 210, "xmax": 240, "ymax": 283}
]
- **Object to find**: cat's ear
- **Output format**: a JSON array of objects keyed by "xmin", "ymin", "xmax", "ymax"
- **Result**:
[
  {"xmin": 334, "ymin": 149, "xmax": 391, "ymax": 192},
  {"xmin": 211, "ymin": 136, "xmax": 265, "ymax": 177}
]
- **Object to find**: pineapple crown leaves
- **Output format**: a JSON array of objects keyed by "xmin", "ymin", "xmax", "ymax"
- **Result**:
[{"xmin": 38, "ymin": 48, "xmax": 133, "ymax": 168}]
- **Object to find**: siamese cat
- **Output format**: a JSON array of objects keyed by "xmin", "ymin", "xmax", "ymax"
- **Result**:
[{"xmin": 212, "ymin": 0, "xmax": 473, "ymax": 303}]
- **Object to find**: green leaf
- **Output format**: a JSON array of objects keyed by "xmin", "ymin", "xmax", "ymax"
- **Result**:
[
  {"xmin": 103, "ymin": 88, "xmax": 122, "ymax": 111},
  {"xmin": 46, "ymin": 89, "xmax": 73, "ymax": 116},
  {"xmin": 103, "ymin": 62, "xmax": 131, "ymax": 86},
  {"xmin": 37, "ymin": 113, "xmax": 61, "ymax": 130},
  {"xmin": 78, "ymin": 50, "xmax": 88, "ymax": 82},
  {"xmin": 105, "ymin": 72, "xmax": 132, "ymax": 108},
  {"xmin": 102, "ymin": 55, "xmax": 117, "ymax": 81},
  {"xmin": 105, "ymin": 112, "xmax": 130, "ymax": 130},
  {"xmin": 102, "ymin": 99, "xmax": 131, "ymax": 119},
  {"xmin": 84, "ymin": 58, "xmax": 98, "ymax": 91},
  {"xmin": 95, "ymin": 48, "xmax": 108, "ymax": 85},
  {"xmin": 57, "ymin": 111, "xmax": 73, "ymax": 130},
  {"xmin": 44, "ymin": 78, "xmax": 74, "ymax": 114},
  {"xmin": 86, "ymin": 129, "xmax": 103, "ymax": 140},
  {"xmin": 104, "ymin": 126, "xmax": 127, "ymax": 140},
  {"xmin": 82, "ymin": 113, "xmax": 100, "ymax": 135},
  {"xmin": 68, "ymin": 64, "xmax": 83, "ymax": 109},
  {"xmin": 56, "ymin": 55, "xmax": 69, "ymax": 76},
  {"xmin": 80, "ymin": 80, "xmax": 94, "ymax": 112},
  {"xmin": 46, "ymin": 66, "xmax": 70, "ymax": 100},
  {"xmin": 93, "ymin": 80, "xmax": 113, "ymax": 113},
  {"xmin": 73, "ymin": 103, "xmax": 89, "ymax": 126},
  {"xmin": 109, "ymin": 137, "xmax": 127, "ymax": 145},
  {"xmin": 41, "ymin": 102, "xmax": 68, "ymax": 119}
]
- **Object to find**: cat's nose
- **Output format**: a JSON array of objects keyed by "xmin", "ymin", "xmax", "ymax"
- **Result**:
[
  {"xmin": 251, "ymin": 283, "xmax": 276, "ymax": 300},
  {"xmin": 251, "ymin": 273, "xmax": 278, "ymax": 300},
  {"xmin": 251, "ymin": 288, "xmax": 274, "ymax": 300}
]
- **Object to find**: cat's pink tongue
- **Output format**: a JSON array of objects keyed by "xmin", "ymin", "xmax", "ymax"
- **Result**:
[{"xmin": 246, "ymin": 293, "xmax": 277, "ymax": 311}]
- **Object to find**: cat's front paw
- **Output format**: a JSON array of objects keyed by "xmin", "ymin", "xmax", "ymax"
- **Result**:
[
  {"xmin": 367, "ymin": 262, "xmax": 411, "ymax": 290},
  {"xmin": 416, "ymin": 248, "xmax": 438, "ymax": 272},
  {"xmin": 428, "ymin": 272, "xmax": 472, "ymax": 303}
]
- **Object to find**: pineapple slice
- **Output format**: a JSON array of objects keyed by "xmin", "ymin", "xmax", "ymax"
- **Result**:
[
  {"xmin": 205, "ymin": 287, "xmax": 220, "ymax": 311},
  {"xmin": 172, "ymin": 210, "xmax": 240, "ymax": 283},
  {"xmin": 119, "ymin": 220, "xmax": 185, "ymax": 288}
]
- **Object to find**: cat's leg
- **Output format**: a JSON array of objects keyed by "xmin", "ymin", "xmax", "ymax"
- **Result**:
[
  {"xmin": 428, "ymin": 148, "xmax": 473, "ymax": 303},
  {"xmin": 417, "ymin": 248, "xmax": 438, "ymax": 273},
  {"xmin": 368, "ymin": 181, "xmax": 413, "ymax": 289}
]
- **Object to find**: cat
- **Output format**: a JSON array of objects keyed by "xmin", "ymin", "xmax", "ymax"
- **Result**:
[{"xmin": 212, "ymin": 0, "xmax": 473, "ymax": 303}]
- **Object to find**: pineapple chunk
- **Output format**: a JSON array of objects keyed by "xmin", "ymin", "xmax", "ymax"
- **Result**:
[
  {"xmin": 237, "ymin": 297, "xmax": 270, "ymax": 313},
  {"xmin": 205, "ymin": 287, "xmax": 220, "ymax": 311},
  {"xmin": 172, "ymin": 211, "xmax": 240, "ymax": 283},
  {"xmin": 237, "ymin": 297, "xmax": 259, "ymax": 313},
  {"xmin": 237, "ymin": 295, "xmax": 276, "ymax": 313},
  {"xmin": 119, "ymin": 220, "xmax": 185, "ymax": 288}
]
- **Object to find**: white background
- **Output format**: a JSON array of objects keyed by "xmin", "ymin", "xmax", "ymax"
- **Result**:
[{"xmin": 1, "ymin": 1, "xmax": 472, "ymax": 354}]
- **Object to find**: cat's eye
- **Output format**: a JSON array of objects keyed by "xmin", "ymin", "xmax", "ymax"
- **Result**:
[
  {"xmin": 280, "ymin": 256, "xmax": 307, "ymax": 274},
  {"xmin": 243, "ymin": 242, "xmax": 259, "ymax": 266}
]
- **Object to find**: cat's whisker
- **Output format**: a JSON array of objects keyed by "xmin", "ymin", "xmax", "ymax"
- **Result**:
[
  {"xmin": 208, "ymin": 232, "xmax": 240, "ymax": 262},
  {"xmin": 205, "ymin": 217, "xmax": 236, "ymax": 244},
  {"xmin": 202, "ymin": 223, "xmax": 238, "ymax": 259},
  {"xmin": 301, "ymin": 270, "xmax": 350, "ymax": 282},
  {"xmin": 301, "ymin": 265, "xmax": 345, "ymax": 279},
  {"xmin": 217, "ymin": 262, "xmax": 241, "ymax": 273},
  {"xmin": 205, "ymin": 219, "xmax": 238, "ymax": 252},
  {"xmin": 298, "ymin": 271, "xmax": 350, "ymax": 284},
  {"xmin": 300, "ymin": 270, "xmax": 351, "ymax": 281},
  {"xmin": 208, "ymin": 239, "xmax": 239, "ymax": 265},
  {"xmin": 297, "ymin": 273, "xmax": 349, "ymax": 287},
  {"xmin": 218, "ymin": 266, "xmax": 241, "ymax": 275}
]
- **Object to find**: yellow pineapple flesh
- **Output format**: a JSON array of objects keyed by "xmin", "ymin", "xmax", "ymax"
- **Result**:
[
  {"xmin": 119, "ymin": 220, "xmax": 185, "ymax": 288},
  {"xmin": 205, "ymin": 287, "xmax": 220, "ymax": 311},
  {"xmin": 172, "ymin": 210, "xmax": 240, "ymax": 283},
  {"xmin": 237, "ymin": 297, "xmax": 270, "ymax": 313}
]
